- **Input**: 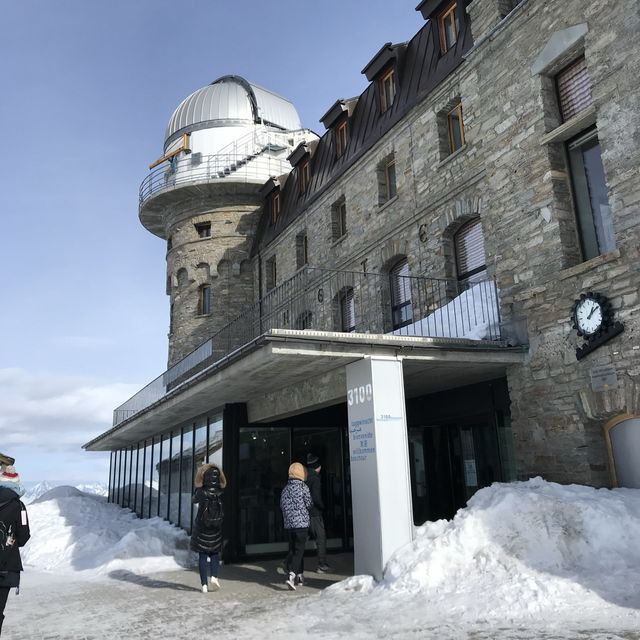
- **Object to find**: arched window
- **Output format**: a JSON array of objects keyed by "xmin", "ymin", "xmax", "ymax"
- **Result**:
[
  {"xmin": 198, "ymin": 285, "xmax": 211, "ymax": 315},
  {"xmin": 454, "ymin": 218, "xmax": 487, "ymax": 288},
  {"xmin": 340, "ymin": 288, "xmax": 356, "ymax": 333},
  {"xmin": 390, "ymin": 258, "xmax": 413, "ymax": 330}
]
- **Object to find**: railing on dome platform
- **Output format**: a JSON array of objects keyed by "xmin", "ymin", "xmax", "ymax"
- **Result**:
[
  {"xmin": 139, "ymin": 151, "xmax": 292, "ymax": 207},
  {"xmin": 112, "ymin": 267, "xmax": 504, "ymax": 427}
]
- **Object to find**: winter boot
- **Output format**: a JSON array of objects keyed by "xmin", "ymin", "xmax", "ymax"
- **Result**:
[
  {"xmin": 285, "ymin": 571, "xmax": 297, "ymax": 590},
  {"xmin": 295, "ymin": 573, "xmax": 304, "ymax": 586},
  {"xmin": 201, "ymin": 584, "xmax": 208, "ymax": 593},
  {"xmin": 209, "ymin": 576, "xmax": 220, "ymax": 591}
]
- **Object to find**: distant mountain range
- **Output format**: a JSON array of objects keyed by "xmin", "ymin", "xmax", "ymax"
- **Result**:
[{"xmin": 22, "ymin": 481, "xmax": 108, "ymax": 504}]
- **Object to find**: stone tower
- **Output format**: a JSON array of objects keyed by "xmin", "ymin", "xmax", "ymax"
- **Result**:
[{"xmin": 138, "ymin": 76, "xmax": 315, "ymax": 366}]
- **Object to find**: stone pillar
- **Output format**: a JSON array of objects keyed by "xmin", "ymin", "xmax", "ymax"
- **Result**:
[{"xmin": 345, "ymin": 357, "xmax": 413, "ymax": 580}]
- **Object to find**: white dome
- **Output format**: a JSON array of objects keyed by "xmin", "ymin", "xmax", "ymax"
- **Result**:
[{"xmin": 164, "ymin": 75, "xmax": 302, "ymax": 148}]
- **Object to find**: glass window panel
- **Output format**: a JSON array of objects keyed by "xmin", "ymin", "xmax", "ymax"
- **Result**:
[
  {"xmin": 239, "ymin": 427, "xmax": 290, "ymax": 554},
  {"xmin": 180, "ymin": 427, "xmax": 195, "ymax": 530},
  {"xmin": 169, "ymin": 432, "xmax": 183, "ymax": 524},
  {"xmin": 207, "ymin": 415, "xmax": 224, "ymax": 467},
  {"xmin": 569, "ymin": 131, "xmax": 614, "ymax": 260},
  {"xmin": 158, "ymin": 434, "xmax": 171, "ymax": 520},
  {"xmin": 149, "ymin": 438, "xmax": 161, "ymax": 518},
  {"xmin": 386, "ymin": 161, "xmax": 397, "ymax": 199},
  {"xmin": 134, "ymin": 444, "xmax": 143, "ymax": 516}
]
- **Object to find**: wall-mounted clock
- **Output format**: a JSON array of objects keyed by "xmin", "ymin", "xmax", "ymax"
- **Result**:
[{"xmin": 572, "ymin": 292, "xmax": 623, "ymax": 360}]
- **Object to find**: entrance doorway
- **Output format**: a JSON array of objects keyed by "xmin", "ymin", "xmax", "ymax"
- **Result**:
[
  {"xmin": 237, "ymin": 414, "xmax": 349, "ymax": 556},
  {"xmin": 408, "ymin": 420, "xmax": 502, "ymax": 523}
]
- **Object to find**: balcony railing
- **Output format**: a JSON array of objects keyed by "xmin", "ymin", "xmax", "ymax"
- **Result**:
[
  {"xmin": 139, "ymin": 151, "xmax": 292, "ymax": 208},
  {"xmin": 113, "ymin": 267, "xmax": 502, "ymax": 427}
]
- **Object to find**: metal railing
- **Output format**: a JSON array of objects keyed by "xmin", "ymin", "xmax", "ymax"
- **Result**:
[
  {"xmin": 139, "ymin": 151, "xmax": 292, "ymax": 207},
  {"xmin": 113, "ymin": 267, "xmax": 502, "ymax": 427},
  {"xmin": 139, "ymin": 127, "xmax": 314, "ymax": 208}
]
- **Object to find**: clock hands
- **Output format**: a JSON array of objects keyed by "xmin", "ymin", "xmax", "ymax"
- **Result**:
[{"xmin": 587, "ymin": 305, "xmax": 598, "ymax": 319}]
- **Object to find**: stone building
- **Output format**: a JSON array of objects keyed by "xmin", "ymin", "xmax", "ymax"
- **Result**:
[{"xmin": 85, "ymin": 0, "xmax": 640, "ymax": 563}]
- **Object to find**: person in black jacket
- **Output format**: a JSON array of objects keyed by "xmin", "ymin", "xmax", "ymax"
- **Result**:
[
  {"xmin": 305, "ymin": 453, "xmax": 330, "ymax": 573},
  {"xmin": 0, "ymin": 463, "xmax": 30, "ymax": 636},
  {"xmin": 191, "ymin": 463, "xmax": 226, "ymax": 593}
]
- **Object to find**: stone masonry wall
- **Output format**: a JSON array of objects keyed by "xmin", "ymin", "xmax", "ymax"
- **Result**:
[
  {"xmin": 256, "ymin": 0, "xmax": 640, "ymax": 487},
  {"xmin": 166, "ymin": 195, "xmax": 261, "ymax": 366}
]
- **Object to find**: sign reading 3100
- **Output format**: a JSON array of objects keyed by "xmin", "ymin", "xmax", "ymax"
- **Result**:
[{"xmin": 347, "ymin": 384, "xmax": 373, "ymax": 406}]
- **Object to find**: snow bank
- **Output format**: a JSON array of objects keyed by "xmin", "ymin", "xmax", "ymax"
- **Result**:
[
  {"xmin": 21, "ymin": 486, "xmax": 191, "ymax": 576},
  {"xmin": 330, "ymin": 478, "xmax": 640, "ymax": 624}
]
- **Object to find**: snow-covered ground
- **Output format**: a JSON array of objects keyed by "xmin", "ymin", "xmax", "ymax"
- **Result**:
[{"xmin": 7, "ymin": 479, "xmax": 640, "ymax": 639}]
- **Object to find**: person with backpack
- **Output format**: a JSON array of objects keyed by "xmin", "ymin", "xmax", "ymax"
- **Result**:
[
  {"xmin": 191, "ymin": 463, "xmax": 226, "ymax": 593},
  {"xmin": 0, "ymin": 462, "xmax": 30, "ymax": 636},
  {"xmin": 280, "ymin": 462, "xmax": 312, "ymax": 590}
]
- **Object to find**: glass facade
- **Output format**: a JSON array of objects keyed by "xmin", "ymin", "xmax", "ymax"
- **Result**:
[{"xmin": 108, "ymin": 412, "xmax": 223, "ymax": 534}]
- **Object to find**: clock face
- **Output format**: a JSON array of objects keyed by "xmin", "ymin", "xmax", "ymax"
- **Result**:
[{"xmin": 575, "ymin": 298, "xmax": 603, "ymax": 335}]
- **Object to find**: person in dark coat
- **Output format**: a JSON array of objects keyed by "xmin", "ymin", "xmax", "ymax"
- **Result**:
[
  {"xmin": 0, "ymin": 463, "xmax": 30, "ymax": 636},
  {"xmin": 305, "ymin": 453, "xmax": 330, "ymax": 572},
  {"xmin": 191, "ymin": 463, "xmax": 226, "ymax": 593},
  {"xmin": 280, "ymin": 462, "xmax": 312, "ymax": 590}
]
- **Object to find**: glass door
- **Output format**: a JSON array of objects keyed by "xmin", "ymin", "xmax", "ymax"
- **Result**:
[
  {"xmin": 238, "ymin": 427, "xmax": 290, "ymax": 555},
  {"xmin": 409, "ymin": 419, "xmax": 503, "ymax": 525},
  {"xmin": 292, "ymin": 427, "xmax": 347, "ymax": 551}
]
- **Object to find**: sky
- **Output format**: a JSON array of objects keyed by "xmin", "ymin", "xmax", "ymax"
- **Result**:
[{"xmin": 0, "ymin": 0, "xmax": 424, "ymax": 484}]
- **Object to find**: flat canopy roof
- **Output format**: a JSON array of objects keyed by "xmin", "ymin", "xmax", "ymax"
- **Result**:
[{"xmin": 84, "ymin": 330, "xmax": 525, "ymax": 451}]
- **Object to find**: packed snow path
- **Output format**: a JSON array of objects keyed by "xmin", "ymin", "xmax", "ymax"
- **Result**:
[{"xmin": 4, "ymin": 479, "xmax": 640, "ymax": 638}]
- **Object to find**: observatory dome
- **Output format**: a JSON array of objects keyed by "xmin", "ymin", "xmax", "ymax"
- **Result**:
[{"xmin": 164, "ymin": 75, "xmax": 302, "ymax": 148}]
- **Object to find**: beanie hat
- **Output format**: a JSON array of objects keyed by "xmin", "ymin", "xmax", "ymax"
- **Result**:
[
  {"xmin": 0, "ymin": 465, "xmax": 21, "ymax": 484},
  {"xmin": 306, "ymin": 453, "xmax": 320, "ymax": 467},
  {"xmin": 288, "ymin": 462, "xmax": 306, "ymax": 481},
  {"xmin": 0, "ymin": 452, "xmax": 15, "ymax": 466}
]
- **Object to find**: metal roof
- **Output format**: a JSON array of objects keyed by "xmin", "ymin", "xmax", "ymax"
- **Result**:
[{"xmin": 164, "ymin": 75, "xmax": 302, "ymax": 147}]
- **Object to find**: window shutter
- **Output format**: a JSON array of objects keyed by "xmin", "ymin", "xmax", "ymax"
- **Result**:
[
  {"xmin": 557, "ymin": 57, "xmax": 593, "ymax": 122},
  {"xmin": 455, "ymin": 219, "xmax": 487, "ymax": 283},
  {"xmin": 390, "ymin": 259, "xmax": 411, "ymax": 306},
  {"xmin": 340, "ymin": 288, "xmax": 355, "ymax": 332}
]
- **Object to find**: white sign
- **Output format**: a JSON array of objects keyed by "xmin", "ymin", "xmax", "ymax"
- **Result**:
[{"xmin": 346, "ymin": 357, "xmax": 414, "ymax": 580}]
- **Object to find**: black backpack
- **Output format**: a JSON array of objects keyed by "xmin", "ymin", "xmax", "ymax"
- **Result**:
[
  {"xmin": 197, "ymin": 494, "xmax": 223, "ymax": 529},
  {"xmin": 0, "ymin": 501, "xmax": 13, "ymax": 554}
]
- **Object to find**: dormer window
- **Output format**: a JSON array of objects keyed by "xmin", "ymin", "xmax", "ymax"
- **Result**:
[
  {"xmin": 270, "ymin": 191, "xmax": 280, "ymax": 225},
  {"xmin": 438, "ymin": 2, "xmax": 459, "ymax": 54},
  {"xmin": 335, "ymin": 120, "xmax": 348, "ymax": 157},
  {"xmin": 299, "ymin": 159, "xmax": 311, "ymax": 195},
  {"xmin": 379, "ymin": 67, "xmax": 396, "ymax": 113}
]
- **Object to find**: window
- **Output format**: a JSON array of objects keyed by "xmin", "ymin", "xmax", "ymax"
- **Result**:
[
  {"xmin": 390, "ymin": 258, "xmax": 413, "ymax": 330},
  {"xmin": 299, "ymin": 160, "xmax": 310, "ymax": 195},
  {"xmin": 266, "ymin": 256, "xmax": 277, "ymax": 291},
  {"xmin": 332, "ymin": 199, "xmax": 347, "ymax": 240},
  {"xmin": 378, "ymin": 156, "xmax": 397, "ymax": 205},
  {"xmin": 454, "ymin": 218, "xmax": 487, "ymax": 288},
  {"xmin": 295, "ymin": 311, "xmax": 313, "ymax": 330},
  {"xmin": 438, "ymin": 2, "xmax": 459, "ymax": 54},
  {"xmin": 335, "ymin": 120, "xmax": 348, "ymax": 157},
  {"xmin": 167, "ymin": 236, "xmax": 173, "ymax": 252},
  {"xmin": 379, "ymin": 68, "xmax": 396, "ymax": 113},
  {"xmin": 195, "ymin": 222, "xmax": 211, "ymax": 238},
  {"xmin": 270, "ymin": 192, "xmax": 280, "ymax": 225},
  {"xmin": 340, "ymin": 288, "xmax": 356, "ymax": 333},
  {"xmin": 448, "ymin": 100, "xmax": 465, "ymax": 153},
  {"xmin": 556, "ymin": 57, "xmax": 593, "ymax": 122},
  {"xmin": 567, "ymin": 129, "xmax": 615, "ymax": 260},
  {"xmin": 198, "ymin": 285, "xmax": 211, "ymax": 315},
  {"xmin": 296, "ymin": 232, "xmax": 309, "ymax": 269}
]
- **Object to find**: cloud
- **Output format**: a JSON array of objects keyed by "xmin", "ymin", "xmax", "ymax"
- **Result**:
[{"xmin": 0, "ymin": 368, "xmax": 140, "ymax": 452}]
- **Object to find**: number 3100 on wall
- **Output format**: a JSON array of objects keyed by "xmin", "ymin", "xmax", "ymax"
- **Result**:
[{"xmin": 347, "ymin": 384, "xmax": 373, "ymax": 406}]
